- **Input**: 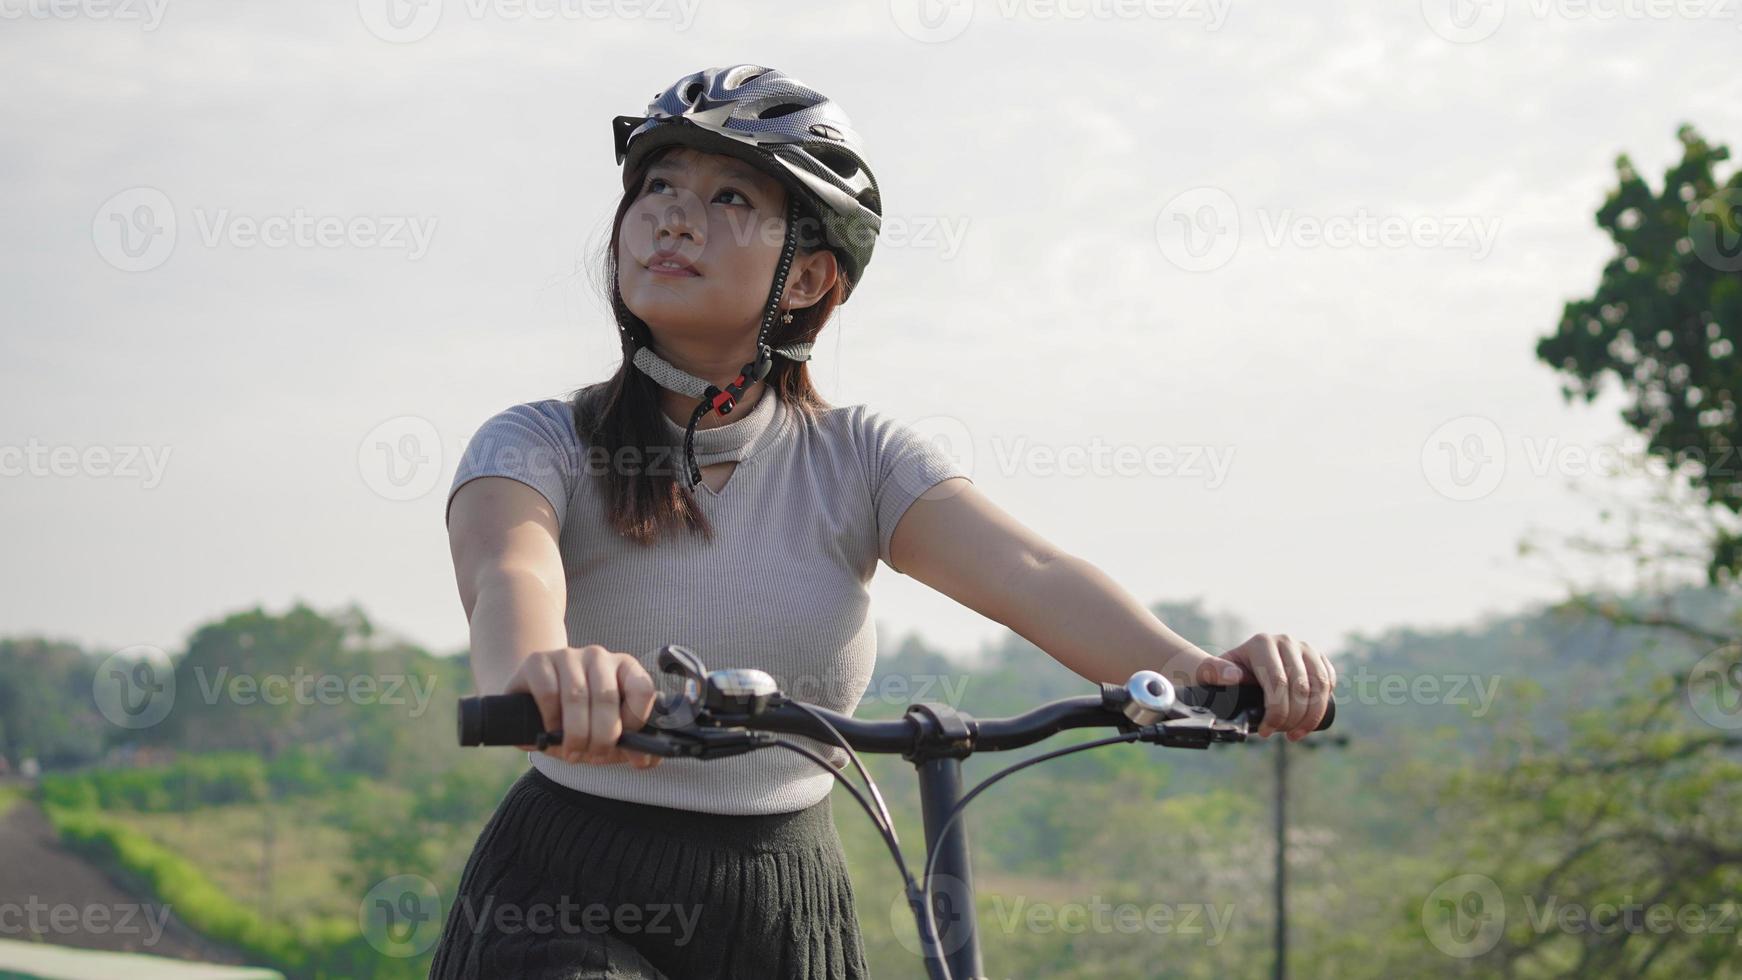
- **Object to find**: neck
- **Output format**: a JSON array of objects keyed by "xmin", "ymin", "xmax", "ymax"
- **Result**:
[{"xmin": 648, "ymin": 334, "xmax": 769, "ymax": 431}]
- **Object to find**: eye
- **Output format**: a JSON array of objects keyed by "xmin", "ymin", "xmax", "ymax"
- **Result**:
[{"xmin": 644, "ymin": 177, "xmax": 753, "ymax": 207}]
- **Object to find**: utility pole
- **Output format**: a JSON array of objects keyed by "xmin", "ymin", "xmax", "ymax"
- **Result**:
[
  {"xmin": 1273, "ymin": 736, "xmax": 1288, "ymax": 980},
  {"xmin": 1272, "ymin": 731, "xmax": 1349, "ymax": 980}
]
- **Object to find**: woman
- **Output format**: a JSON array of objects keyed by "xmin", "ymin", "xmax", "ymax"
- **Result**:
[{"xmin": 433, "ymin": 64, "xmax": 1336, "ymax": 979}]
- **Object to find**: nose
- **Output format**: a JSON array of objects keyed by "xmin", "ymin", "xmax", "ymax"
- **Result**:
[{"xmin": 647, "ymin": 192, "xmax": 704, "ymax": 250}]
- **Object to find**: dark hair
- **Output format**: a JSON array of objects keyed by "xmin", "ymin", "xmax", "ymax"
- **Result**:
[{"xmin": 567, "ymin": 144, "xmax": 850, "ymax": 548}]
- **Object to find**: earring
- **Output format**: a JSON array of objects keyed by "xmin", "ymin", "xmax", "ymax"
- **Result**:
[{"xmin": 781, "ymin": 311, "xmax": 794, "ymax": 325}]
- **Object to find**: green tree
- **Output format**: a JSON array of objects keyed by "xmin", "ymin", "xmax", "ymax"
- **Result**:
[{"xmin": 1536, "ymin": 124, "xmax": 1742, "ymax": 584}]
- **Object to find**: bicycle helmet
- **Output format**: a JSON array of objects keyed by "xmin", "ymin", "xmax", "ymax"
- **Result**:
[{"xmin": 610, "ymin": 64, "xmax": 883, "ymax": 490}]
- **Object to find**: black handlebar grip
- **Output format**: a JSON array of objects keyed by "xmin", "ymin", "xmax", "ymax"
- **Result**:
[
  {"xmin": 457, "ymin": 692, "xmax": 547, "ymax": 747},
  {"xmin": 1178, "ymin": 685, "xmax": 1336, "ymax": 731}
]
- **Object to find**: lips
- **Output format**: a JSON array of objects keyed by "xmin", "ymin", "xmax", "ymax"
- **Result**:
[{"xmin": 646, "ymin": 250, "xmax": 700, "ymax": 277}]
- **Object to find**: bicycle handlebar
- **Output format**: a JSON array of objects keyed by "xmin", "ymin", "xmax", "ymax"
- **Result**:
[
  {"xmin": 457, "ymin": 670, "xmax": 1334, "ymax": 754},
  {"xmin": 454, "ymin": 649, "xmax": 1336, "ymax": 980}
]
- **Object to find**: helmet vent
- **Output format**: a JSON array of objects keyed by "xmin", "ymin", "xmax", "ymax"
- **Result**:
[
  {"xmin": 725, "ymin": 66, "xmax": 767, "ymax": 88},
  {"xmin": 683, "ymin": 82, "xmax": 703, "ymax": 104},
  {"xmin": 811, "ymin": 145, "xmax": 861, "ymax": 180},
  {"xmin": 758, "ymin": 103, "xmax": 807, "ymax": 120}
]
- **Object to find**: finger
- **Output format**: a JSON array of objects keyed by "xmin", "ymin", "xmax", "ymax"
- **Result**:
[
  {"xmin": 1195, "ymin": 656, "xmax": 1245, "ymax": 686},
  {"xmin": 1289, "ymin": 643, "xmax": 1333, "ymax": 739},
  {"xmin": 614, "ymin": 660, "xmax": 662, "ymax": 768},
  {"xmin": 512, "ymin": 654, "xmax": 562, "ymax": 753},
  {"xmin": 617, "ymin": 656, "xmax": 658, "ymax": 732},
  {"xmin": 1275, "ymin": 635, "xmax": 1312, "ymax": 735},
  {"xmin": 557, "ymin": 649, "xmax": 592, "ymax": 762},
  {"xmin": 1245, "ymin": 636, "xmax": 1288, "ymax": 737},
  {"xmin": 584, "ymin": 651, "xmax": 623, "ymax": 763}
]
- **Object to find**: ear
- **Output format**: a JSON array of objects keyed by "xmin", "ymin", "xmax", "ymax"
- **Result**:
[{"xmin": 781, "ymin": 249, "xmax": 840, "ymax": 312}]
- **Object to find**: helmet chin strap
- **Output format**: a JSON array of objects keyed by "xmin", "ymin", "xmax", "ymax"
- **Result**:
[{"xmin": 630, "ymin": 195, "xmax": 808, "ymax": 490}]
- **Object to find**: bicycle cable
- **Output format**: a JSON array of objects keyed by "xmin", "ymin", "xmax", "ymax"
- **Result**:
[
  {"xmin": 784, "ymin": 699, "xmax": 899, "ymax": 842},
  {"xmin": 917, "ymin": 730, "xmax": 1146, "ymax": 974},
  {"xmin": 766, "ymin": 737, "xmax": 951, "ymax": 980}
]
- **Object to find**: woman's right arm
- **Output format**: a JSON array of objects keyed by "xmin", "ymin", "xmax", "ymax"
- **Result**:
[{"xmin": 447, "ymin": 476, "xmax": 661, "ymax": 768}]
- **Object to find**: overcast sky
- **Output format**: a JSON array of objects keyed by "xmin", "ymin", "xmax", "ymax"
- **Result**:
[{"xmin": 3, "ymin": 0, "xmax": 1739, "ymax": 665}]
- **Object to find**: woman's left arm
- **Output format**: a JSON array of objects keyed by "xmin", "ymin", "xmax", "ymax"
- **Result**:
[{"xmin": 888, "ymin": 478, "xmax": 1337, "ymax": 741}]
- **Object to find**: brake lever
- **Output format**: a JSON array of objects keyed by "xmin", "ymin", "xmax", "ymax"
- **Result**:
[
  {"xmin": 619, "ymin": 728, "xmax": 776, "ymax": 759},
  {"xmin": 1135, "ymin": 705, "xmax": 1251, "ymax": 749}
]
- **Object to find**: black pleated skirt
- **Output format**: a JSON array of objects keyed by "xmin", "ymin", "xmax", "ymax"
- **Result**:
[{"xmin": 429, "ymin": 768, "xmax": 870, "ymax": 980}]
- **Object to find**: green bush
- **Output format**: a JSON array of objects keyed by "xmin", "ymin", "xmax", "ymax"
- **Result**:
[
  {"xmin": 43, "ymin": 803, "xmax": 418, "ymax": 979},
  {"xmin": 36, "ymin": 751, "xmax": 348, "ymax": 813}
]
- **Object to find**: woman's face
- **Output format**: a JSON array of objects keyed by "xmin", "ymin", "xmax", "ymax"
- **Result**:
[{"xmin": 617, "ymin": 146, "xmax": 797, "ymax": 345}]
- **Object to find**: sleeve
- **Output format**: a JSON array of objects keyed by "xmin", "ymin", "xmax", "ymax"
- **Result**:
[
  {"xmin": 446, "ymin": 402, "xmax": 579, "ymax": 530},
  {"xmin": 857, "ymin": 406, "xmax": 975, "ymax": 574}
]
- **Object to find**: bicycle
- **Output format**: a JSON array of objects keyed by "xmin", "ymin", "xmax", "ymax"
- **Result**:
[{"xmin": 458, "ymin": 645, "xmax": 1337, "ymax": 980}]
